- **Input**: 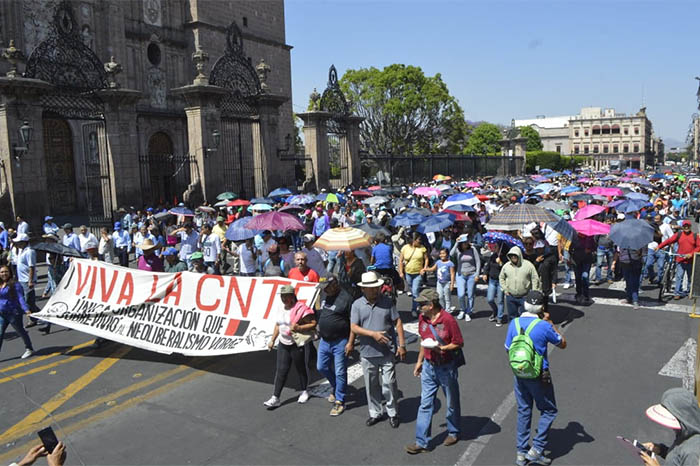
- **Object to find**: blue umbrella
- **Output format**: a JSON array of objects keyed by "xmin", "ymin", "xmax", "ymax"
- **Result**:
[
  {"xmin": 532, "ymin": 183, "xmax": 554, "ymax": 194},
  {"xmin": 562, "ymin": 170, "xmax": 572, "ymax": 175},
  {"xmin": 445, "ymin": 193, "xmax": 473, "ymax": 202},
  {"xmin": 548, "ymin": 218, "xmax": 576, "ymax": 241},
  {"xmin": 288, "ymin": 194, "xmax": 316, "ymax": 205},
  {"xmin": 609, "ymin": 219, "xmax": 654, "ymax": 249},
  {"xmin": 560, "ymin": 186, "xmax": 580, "ymax": 194},
  {"xmin": 649, "ymin": 173, "xmax": 665, "ymax": 180},
  {"xmin": 390, "ymin": 212, "xmax": 425, "ymax": 227},
  {"xmin": 443, "ymin": 204, "xmax": 475, "ymax": 212},
  {"xmin": 250, "ymin": 203, "xmax": 273, "ymax": 211},
  {"xmin": 269, "ymin": 188, "xmax": 292, "ymax": 198},
  {"xmin": 483, "ymin": 231, "xmax": 525, "ymax": 251},
  {"xmin": 539, "ymin": 168, "xmax": 553, "ymax": 174},
  {"xmin": 251, "ymin": 197, "xmax": 274, "ymax": 204},
  {"xmin": 416, "ymin": 213, "xmax": 456, "ymax": 234},
  {"xmin": 631, "ymin": 177, "xmax": 652, "ymax": 187},
  {"xmin": 225, "ymin": 217, "xmax": 261, "ymax": 241},
  {"xmin": 599, "ymin": 176, "xmax": 617, "ymax": 181},
  {"xmin": 616, "ymin": 199, "xmax": 648, "ymax": 213},
  {"xmin": 169, "ymin": 206, "xmax": 194, "ymax": 216},
  {"xmin": 625, "ymin": 192, "xmax": 649, "ymax": 201}
]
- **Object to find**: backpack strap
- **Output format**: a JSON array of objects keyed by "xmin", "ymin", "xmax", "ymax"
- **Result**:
[
  {"xmin": 514, "ymin": 317, "xmax": 522, "ymax": 335},
  {"xmin": 523, "ymin": 318, "xmax": 541, "ymax": 336},
  {"xmin": 427, "ymin": 323, "xmax": 446, "ymax": 346}
]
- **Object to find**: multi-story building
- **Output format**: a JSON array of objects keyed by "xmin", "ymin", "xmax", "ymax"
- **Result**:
[
  {"xmin": 569, "ymin": 107, "xmax": 653, "ymax": 170},
  {"xmin": 513, "ymin": 115, "xmax": 571, "ymax": 155}
]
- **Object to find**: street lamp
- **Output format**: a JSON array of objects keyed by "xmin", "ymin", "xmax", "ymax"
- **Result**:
[
  {"xmin": 205, "ymin": 128, "xmax": 220, "ymax": 156},
  {"xmin": 277, "ymin": 133, "xmax": 292, "ymax": 157},
  {"xmin": 12, "ymin": 120, "xmax": 32, "ymax": 163}
]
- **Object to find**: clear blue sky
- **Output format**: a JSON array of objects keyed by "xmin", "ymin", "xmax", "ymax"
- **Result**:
[{"xmin": 286, "ymin": 0, "xmax": 700, "ymax": 148}]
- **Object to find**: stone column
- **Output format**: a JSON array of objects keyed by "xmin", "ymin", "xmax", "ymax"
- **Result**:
[
  {"xmin": 97, "ymin": 88, "xmax": 142, "ymax": 212},
  {"xmin": 297, "ymin": 111, "xmax": 331, "ymax": 192},
  {"xmin": 342, "ymin": 115, "xmax": 364, "ymax": 187},
  {"xmin": 253, "ymin": 93, "xmax": 288, "ymax": 197},
  {"xmin": 171, "ymin": 83, "xmax": 228, "ymax": 204}
]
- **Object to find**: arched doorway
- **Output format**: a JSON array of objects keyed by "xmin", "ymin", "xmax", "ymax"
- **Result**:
[
  {"xmin": 43, "ymin": 118, "xmax": 77, "ymax": 214},
  {"xmin": 147, "ymin": 132, "xmax": 175, "ymax": 205}
]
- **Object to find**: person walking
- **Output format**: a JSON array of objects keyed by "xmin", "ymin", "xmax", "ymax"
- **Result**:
[
  {"xmin": 98, "ymin": 227, "xmax": 114, "ymax": 264},
  {"xmin": 424, "ymin": 248, "xmax": 455, "ymax": 313},
  {"xmin": 399, "ymin": 233, "xmax": 429, "ymax": 318},
  {"xmin": 505, "ymin": 290, "xmax": 566, "ymax": 466},
  {"xmin": 656, "ymin": 220, "xmax": 700, "ymax": 300},
  {"xmin": 0, "ymin": 265, "xmax": 34, "ymax": 359},
  {"xmin": 264, "ymin": 285, "xmax": 317, "ymax": 409},
  {"xmin": 405, "ymin": 289, "xmax": 463, "ymax": 454},
  {"xmin": 13, "ymin": 234, "xmax": 40, "ymax": 330},
  {"xmin": 351, "ymin": 271, "xmax": 407, "ymax": 428},
  {"xmin": 112, "ymin": 222, "xmax": 131, "ymax": 267},
  {"xmin": 449, "ymin": 234, "xmax": 481, "ymax": 321},
  {"xmin": 481, "ymin": 243, "xmax": 509, "ymax": 327},
  {"xmin": 615, "ymin": 246, "xmax": 645, "ymax": 309},
  {"xmin": 316, "ymin": 274, "xmax": 354, "ymax": 416},
  {"xmin": 499, "ymin": 246, "xmax": 541, "ymax": 318}
]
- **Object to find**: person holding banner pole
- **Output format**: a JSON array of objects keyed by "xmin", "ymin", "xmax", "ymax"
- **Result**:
[{"xmin": 264, "ymin": 285, "xmax": 317, "ymax": 409}]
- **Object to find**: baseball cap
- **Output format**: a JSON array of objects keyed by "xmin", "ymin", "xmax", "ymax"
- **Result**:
[
  {"xmin": 683, "ymin": 220, "xmax": 691, "ymax": 227},
  {"xmin": 318, "ymin": 274, "xmax": 338, "ymax": 289},
  {"xmin": 280, "ymin": 284, "xmax": 295, "ymax": 295},
  {"xmin": 526, "ymin": 290, "xmax": 545, "ymax": 306},
  {"xmin": 190, "ymin": 251, "xmax": 204, "ymax": 261},
  {"xmin": 44, "ymin": 215, "xmax": 53, "ymax": 221},
  {"xmin": 414, "ymin": 288, "xmax": 439, "ymax": 304},
  {"xmin": 303, "ymin": 234, "xmax": 315, "ymax": 243},
  {"xmin": 217, "ymin": 216, "xmax": 225, "ymax": 222},
  {"xmin": 114, "ymin": 221, "xmax": 121, "ymax": 229},
  {"xmin": 162, "ymin": 247, "xmax": 178, "ymax": 256},
  {"xmin": 146, "ymin": 207, "xmax": 154, "ymax": 212},
  {"xmin": 62, "ymin": 223, "xmax": 73, "ymax": 229}
]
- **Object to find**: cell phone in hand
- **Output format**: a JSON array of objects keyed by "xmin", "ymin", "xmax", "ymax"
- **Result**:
[
  {"xmin": 37, "ymin": 426, "xmax": 59, "ymax": 453},
  {"xmin": 616, "ymin": 436, "xmax": 654, "ymax": 458}
]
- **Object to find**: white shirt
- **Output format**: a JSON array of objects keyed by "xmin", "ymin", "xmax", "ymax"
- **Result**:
[
  {"xmin": 660, "ymin": 223, "xmax": 674, "ymax": 242},
  {"xmin": 200, "ymin": 233, "xmax": 221, "ymax": 263},
  {"xmin": 78, "ymin": 232, "xmax": 98, "ymax": 253},
  {"xmin": 238, "ymin": 243, "xmax": 257, "ymax": 274},
  {"xmin": 178, "ymin": 230, "xmax": 199, "ymax": 261},
  {"xmin": 275, "ymin": 308, "xmax": 294, "ymax": 346},
  {"xmin": 17, "ymin": 221, "xmax": 29, "ymax": 235}
]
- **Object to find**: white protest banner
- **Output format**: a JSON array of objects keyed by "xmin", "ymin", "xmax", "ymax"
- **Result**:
[{"xmin": 33, "ymin": 259, "xmax": 320, "ymax": 356}]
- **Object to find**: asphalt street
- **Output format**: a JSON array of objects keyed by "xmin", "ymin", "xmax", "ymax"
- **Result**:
[{"xmin": 0, "ymin": 265, "xmax": 697, "ymax": 466}]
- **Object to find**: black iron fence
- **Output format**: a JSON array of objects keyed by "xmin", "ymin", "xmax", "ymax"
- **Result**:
[
  {"xmin": 138, "ymin": 153, "xmax": 196, "ymax": 206},
  {"xmin": 360, "ymin": 154, "xmax": 524, "ymax": 184}
]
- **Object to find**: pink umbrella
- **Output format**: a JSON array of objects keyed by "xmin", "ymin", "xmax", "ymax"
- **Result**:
[
  {"xmin": 465, "ymin": 181, "xmax": 481, "ymax": 188},
  {"xmin": 568, "ymin": 219, "xmax": 611, "ymax": 236},
  {"xmin": 413, "ymin": 187, "xmax": 441, "ymax": 197},
  {"xmin": 574, "ymin": 204, "xmax": 607, "ymax": 220},
  {"xmin": 577, "ymin": 177, "xmax": 591, "ymax": 182},
  {"xmin": 368, "ymin": 185, "xmax": 382, "ymax": 191},
  {"xmin": 244, "ymin": 211, "xmax": 306, "ymax": 231},
  {"xmin": 586, "ymin": 187, "xmax": 623, "ymax": 197}
]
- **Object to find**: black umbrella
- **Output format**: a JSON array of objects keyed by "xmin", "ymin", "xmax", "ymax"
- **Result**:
[
  {"xmin": 492, "ymin": 179, "xmax": 512, "ymax": 188},
  {"xmin": 404, "ymin": 207, "xmax": 432, "ymax": 217},
  {"xmin": 570, "ymin": 194, "xmax": 593, "ymax": 202},
  {"xmin": 350, "ymin": 222, "xmax": 391, "ymax": 238},
  {"xmin": 33, "ymin": 242, "xmax": 82, "ymax": 258},
  {"xmin": 383, "ymin": 186, "xmax": 403, "ymax": 194},
  {"xmin": 390, "ymin": 198, "xmax": 411, "ymax": 210}
]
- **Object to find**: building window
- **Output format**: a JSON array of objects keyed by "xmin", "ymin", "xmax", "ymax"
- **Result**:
[
  {"xmin": 556, "ymin": 145, "xmax": 561, "ymax": 153},
  {"xmin": 634, "ymin": 127, "xmax": 640, "ymax": 135},
  {"xmin": 592, "ymin": 125, "xmax": 601, "ymax": 135},
  {"xmin": 623, "ymin": 144, "xmax": 629, "ymax": 153},
  {"xmin": 147, "ymin": 43, "xmax": 161, "ymax": 66},
  {"xmin": 633, "ymin": 144, "xmax": 639, "ymax": 152},
  {"xmin": 584, "ymin": 145, "xmax": 589, "ymax": 154},
  {"xmin": 624, "ymin": 127, "xmax": 629, "ymax": 135},
  {"xmin": 603, "ymin": 144, "xmax": 609, "ymax": 153},
  {"xmin": 574, "ymin": 130, "xmax": 579, "ymax": 137},
  {"xmin": 243, "ymin": 17, "xmax": 248, "ymax": 27},
  {"xmin": 611, "ymin": 124, "xmax": 620, "ymax": 134},
  {"xmin": 602, "ymin": 125, "xmax": 611, "ymax": 134},
  {"xmin": 574, "ymin": 145, "xmax": 580, "ymax": 154},
  {"xmin": 613, "ymin": 144, "xmax": 619, "ymax": 153},
  {"xmin": 584, "ymin": 129, "xmax": 589, "ymax": 136},
  {"xmin": 593, "ymin": 145, "xmax": 599, "ymax": 154}
]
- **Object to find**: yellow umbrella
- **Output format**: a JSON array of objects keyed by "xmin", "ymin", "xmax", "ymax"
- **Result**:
[{"xmin": 314, "ymin": 227, "xmax": 371, "ymax": 251}]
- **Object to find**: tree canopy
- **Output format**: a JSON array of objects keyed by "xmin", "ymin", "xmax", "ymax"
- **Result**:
[
  {"xmin": 519, "ymin": 126, "xmax": 543, "ymax": 151},
  {"xmin": 464, "ymin": 123, "xmax": 502, "ymax": 155},
  {"xmin": 338, "ymin": 64, "xmax": 469, "ymax": 155}
]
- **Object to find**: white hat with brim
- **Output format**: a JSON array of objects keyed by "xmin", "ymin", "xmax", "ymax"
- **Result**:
[
  {"xmin": 357, "ymin": 271, "xmax": 383, "ymax": 288},
  {"xmin": 140, "ymin": 239, "xmax": 158, "ymax": 252},
  {"xmin": 12, "ymin": 233, "xmax": 29, "ymax": 243},
  {"xmin": 646, "ymin": 404, "xmax": 681, "ymax": 430}
]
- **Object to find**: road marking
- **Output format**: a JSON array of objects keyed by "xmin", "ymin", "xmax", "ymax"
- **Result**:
[
  {"xmin": 659, "ymin": 338, "xmax": 697, "ymax": 390},
  {"xmin": 0, "ymin": 340, "xmax": 95, "ymax": 374},
  {"xmin": 0, "ymin": 364, "xmax": 192, "ymax": 445},
  {"xmin": 556, "ymin": 294, "xmax": 693, "ymax": 314},
  {"xmin": 0, "ymin": 359, "xmax": 225, "ymax": 464},
  {"xmin": 0, "ymin": 356, "xmax": 84, "ymax": 385},
  {"xmin": 0, "ymin": 345, "xmax": 131, "ymax": 442}
]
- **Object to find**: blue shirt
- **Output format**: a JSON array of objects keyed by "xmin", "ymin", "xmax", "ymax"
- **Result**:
[
  {"xmin": 112, "ymin": 230, "xmax": 131, "ymax": 250},
  {"xmin": 0, "ymin": 282, "xmax": 28, "ymax": 316},
  {"xmin": 43, "ymin": 222, "xmax": 59, "ymax": 235},
  {"xmin": 504, "ymin": 315, "xmax": 562, "ymax": 370},
  {"xmin": 62, "ymin": 232, "xmax": 81, "ymax": 251},
  {"xmin": 0, "ymin": 230, "xmax": 7, "ymax": 250},
  {"xmin": 371, "ymin": 242, "xmax": 393, "ymax": 269},
  {"xmin": 16, "ymin": 247, "xmax": 37, "ymax": 284},
  {"xmin": 436, "ymin": 259, "xmax": 455, "ymax": 284}
]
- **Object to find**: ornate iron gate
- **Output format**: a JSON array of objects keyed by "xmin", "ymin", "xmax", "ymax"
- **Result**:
[
  {"xmin": 220, "ymin": 118, "xmax": 256, "ymax": 200},
  {"xmin": 43, "ymin": 118, "xmax": 77, "ymax": 214},
  {"xmin": 81, "ymin": 122, "xmax": 112, "ymax": 222},
  {"xmin": 320, "ymin": 65, "xmax": 351, "ymax": 188}
]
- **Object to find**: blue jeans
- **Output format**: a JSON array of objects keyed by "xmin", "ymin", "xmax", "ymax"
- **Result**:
[
  {"xmin": 595, "ymin": 249, "xmax": 613, "ymax": 282},
  {"xmin": 317, "ymin": 337, "xmax": 348, "ymax": 403},
  {"xmin": 405, "ymin": 273, "xmax": 423, "ymax": 312},
  {"xmin": 436, "ymin": 281, "xmax": 452, "ymax": 310},
  {"xmin": 674, "ymin": 262, "xmax": 692, "ymax": 297},
  {"xmin": 326, "ymin": 250, "xmax": 338, "ymax": 274},
  {"xmin": 643, "ymin": 249, "xmax": 666, "ymax": 283},
  {"xmin": 562, "ymin": 250, "xmax": 572, "ymax": 285},
  {"xmin": 487, "ymin": 278, "xmax": 504, "ymax": 320},
  {"xmin": 514, "ymin": 376, "xmax": 558, "ymax": 454},
  {"xmin": 0, "ymin": 313, "xmax": 34, "ymax": 353},
  {"xmin": 622, "ymin": 265, "xmax": 642, "ymax": 303},
  {"xmin": 573, "ymin": 260, "xmax": 591, "ymax": 299},
  {"xmin": 44, "ymin": 264, "xmax": 57, "ymax": 296},
  {"xmin": 456, "ymin": 273, "xmax": 475, "ymax": 315},
  {"xmin": 506, "ymin": 295, "xmax": 525, "ymax": 318},
  {"xmin": 415, "ymin": 360, "xmax": 461, "ymax": 448}
]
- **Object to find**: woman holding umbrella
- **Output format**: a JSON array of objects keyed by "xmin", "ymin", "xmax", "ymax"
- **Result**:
[{"xmin": 449, "ymin": 234, "xmax": 481, "ymax": 321}]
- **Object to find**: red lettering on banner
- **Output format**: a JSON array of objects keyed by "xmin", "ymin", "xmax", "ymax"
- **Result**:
[
  {"xmin": 223, "ymin": 277, "xmax": 256, "ymax": 317},
  {"xmin": 162, "ymin": 273, "xmax": 182, "ymax": 306},
  {"xmin": 262, "ymin": 279, "xmax": 289, "ymax": 319},
  {"xmin": 98, "ymin": 267, "xmax": 119, "ymax": 302},
  {"xmin": 146, "ymin": 275, "xmax": 161, "ymax": 303},
  {"xmin": 76, "ymin": 263, "xmax": 93, "ymax": 296},
  {"xmin": 293, "ymin": 282, "xmax": 318, "ymax": 306},
  {"xmin": 196, "ymin": 275, "xmax": 224, "ymax": 311},
  {"xmin": 116, "ymin": 272, "xmax": 134, "ymax": 305}
]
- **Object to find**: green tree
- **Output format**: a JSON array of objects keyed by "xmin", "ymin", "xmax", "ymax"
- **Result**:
[
  {"xmin": 293, "ymin": 113, "xmax": 304, "ymax": 155},
  {"xmin": 339, "ymin": 64, "xmax": 469, "ymax": 155},
  {"xmin": 519, "ymin": 126, "xmax": 543, "ymax": 151},
  {"xmin": 464, "ymin": 123, "xmax": 502, "ymax": 155}
]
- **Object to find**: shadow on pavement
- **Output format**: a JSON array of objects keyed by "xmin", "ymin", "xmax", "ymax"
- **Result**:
[{"xmin": 547, "ymin": 421, "xmax": 595, "ymax": 459}]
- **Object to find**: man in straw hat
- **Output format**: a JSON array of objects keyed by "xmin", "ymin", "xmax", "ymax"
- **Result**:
[
  {"xmin": 137, "ymin": 238, "xmax": 163, "ymax": 272},
  {"xmin": 350, "ymin": 271, "xmax": 407, "ymax": 429}
]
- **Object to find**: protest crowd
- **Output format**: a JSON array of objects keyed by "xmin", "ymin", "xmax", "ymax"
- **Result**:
[{"xmin": 3, "ymin": 167, "xmax": 700, "ymax": 466}]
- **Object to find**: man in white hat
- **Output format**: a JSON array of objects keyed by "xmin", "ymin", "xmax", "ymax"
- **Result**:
[
  {"xmin": 13, "ymin": 234, "xmax": 40, "ymax": 328},
  {"xmin": 301, "ymin": 234, "xmax": 327, "ymax": 278},
  {"xmin": 350, "ymin": 271, "xmax": 406, "ymax": 429}
]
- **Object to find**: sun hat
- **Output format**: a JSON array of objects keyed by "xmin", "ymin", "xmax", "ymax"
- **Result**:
[
  {"xmin": 356, "ymin": 271, "xmax": 383, "ymax": 288},
  {"xmin": 190, "ymin": 251, "xmax": 204, "ymax": 261},
  {"xmin": 42, "ymin": 234, "xmax": 58, "ymax": 241},
  {"xmin": 12, "ymin": 233, "xmax": 29, "ymax": 243},
  {"xmin": 280, "ymin": 284, "xmax": 296, "ymax": 295},
  {"xmin": 140, "ymin": 238, "xmax": 158, "ymax": 252},
  {"xmin": 414, "ymin": 288, "xmax": 439, "ymax": 304},
  {"xmin": 646, "ymin": 404, "xmax": 681, "ymax": 430}
]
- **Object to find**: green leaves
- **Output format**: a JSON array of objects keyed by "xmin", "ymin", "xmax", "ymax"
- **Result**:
[
  {"xmin": 519, "ymin": 126, "xmax": 544, "ymax": 151},
  {"xmin": 464, "ymin": 123, "xmax": 503, "ymax": 155}
]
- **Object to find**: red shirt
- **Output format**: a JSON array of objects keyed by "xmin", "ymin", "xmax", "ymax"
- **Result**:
[
  {"xmin": 288, "ymin": 267, "xmax": 320, "ymax": 283},
  {"xmin": 418, "ymin": 310, "xmax": 463, "ymax": 365},
  {"xmin": 658, "ymin": 231, "xmax": 700, "ymax": 263}
]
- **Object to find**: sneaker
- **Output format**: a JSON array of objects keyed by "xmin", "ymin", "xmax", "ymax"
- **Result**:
[
  {"xmin": 496, "ymin": 320, "xmax": 503, "ymax": 327},
  {"xmin": 407, "ymin": 291, "xmax": 412, "ymax": 297},
  {"xmin": 330, "ymin": 401, "xmax": 345, "ymax": 416},
  {"xmin": 488, "ymin": 315, "xmax": 497, "ymax": 322},
  {"xmin": 633, "ymin": 302, "xmax": 640, "ymax": 310},
  {"xmin": 457, "ymin": 311, "xmax": 465, "ymax": 320},
  {"xmin": 397, "ymin": 290, "xmax": 404, "ymax": 295},
  {"xmin": 327, "ymin": 394, "xmax": 336, "ymax": 403},
  {"xmin": 525, "ymin": 448, "xmax": 552, "ymax": 465},
  {"xmin": 263, "ymin": 395, "xmax": 280, "ymax": 409},
  {"xmin": 21, "ymin": 349, "xmax": 33, "ymax": 359},
  {"xmin": 562, "ymin": 283, "xmax": 571, "ymax": 289},
  {"xmin": 450, "ymin": 305, "xmax": 457, "ymax": 312},
  {"xmin": 515, "ymin": 452, "xmax": 528, "ymax": 466},
  {"xmin": 463, "ymin": 313, "xmax": 472, "ymax": 322},
  {"xmin": 297, "ymin": 390, "xmax": 310, "ymax": 404}
]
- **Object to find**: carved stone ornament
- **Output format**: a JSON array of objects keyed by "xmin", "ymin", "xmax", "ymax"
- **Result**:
[
  {"xmin": 255, "ymin": 58, "xmax": 271, "ymax": 92},
  {"xmin": 104, "ymin": 56, "xmax": 122, "ymax": 88},
  {"xmin": 192, "ymin": 46, "xmax": 209, "ymax": 85},
  {"xmin": 2, "ymin": 40, "xmax": 26, "ymax": 77},
  {"xmin": 308, "ymin": 88, "xmax": 320, "ymax": 111}
]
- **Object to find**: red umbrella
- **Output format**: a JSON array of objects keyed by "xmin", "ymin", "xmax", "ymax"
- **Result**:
[
  {"xmin": 244, "ymin": 211, "xmax": 306, "ymax": 231},
  {"xmin": 368, "ymin": 186, "xmax": 382, "ymax": 191},
  {"xmin": 351, "ymin": 190, "xmax": 372, "ymax": 197},
  {"xmin": 228, "ymin": 199, "xmax": 250, "ymax": 207},
  {"xmin": 476, "ymin": 195, "xmax": 490, "ymax": 202},
  {"xmin": 442, "ymin": 209, "xmax": 468, "ymax": 221}
]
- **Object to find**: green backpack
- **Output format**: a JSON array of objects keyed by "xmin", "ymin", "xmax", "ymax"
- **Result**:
[{"xmin": 508, "ymin": 318, "xmax": 544, "ymax": 379}]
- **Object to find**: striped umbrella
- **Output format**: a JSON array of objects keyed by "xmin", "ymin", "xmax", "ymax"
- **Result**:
[
  {"xmin": 488, "ymin": 204, "xmax": 560, "ymax": 227},
  {"xmin": 314, "ymin": 227, "xmax": 372, "ymax": 251}
]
